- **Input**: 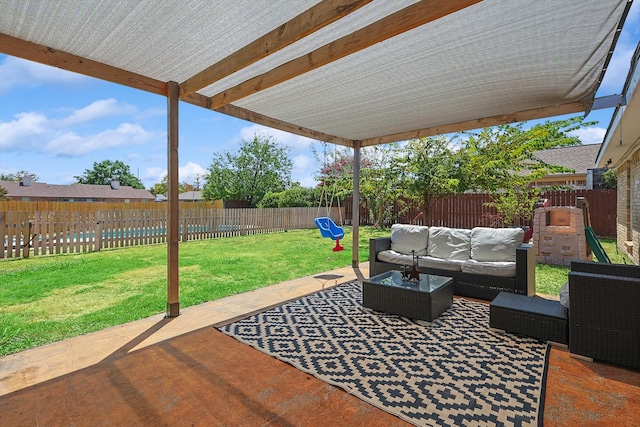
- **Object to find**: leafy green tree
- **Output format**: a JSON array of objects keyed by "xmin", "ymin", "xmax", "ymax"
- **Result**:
[
  {"xmin": 259, "ymin": 185, "xmax": 321, "ymax": 208},
  {"xmin": 0, "ymin": 170, "xmax": 38, "ymax": 182},
  {"xmin": 603, "ymin": 169, "xmax": 617, "ymax": 189},
  {"xmin": 394, "ymin": 136, "xmax": 463, "ymax": 223},
  {"xmin": 460, "ymin": 117, "xmax": 590, "ymax": 224},
  {"xmin": 75, "ymin": 160, "xmax": 145, "ymax": 189},
  {"xmin": 202, "ymin": 134, "xmax": 293, "ymax": 207},
  {"xmin": 148, "ymin": 174, "xmax": 186, "ymax": 196},
  {"xmin": 148, "ymin": 181, "xmax": 167, "ymax": 197},
  {"xmin": 360, "ymin": 144, "xmax": 405, "ymax": 227},
  {"xmin": 0, "ymin": 185, "xmax": 9, "ymax": 200}
]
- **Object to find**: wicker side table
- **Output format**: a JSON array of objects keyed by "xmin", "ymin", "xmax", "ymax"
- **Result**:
[{"xmin": 490, "ymin": 292, "xmax": 568, "ymax": 345}]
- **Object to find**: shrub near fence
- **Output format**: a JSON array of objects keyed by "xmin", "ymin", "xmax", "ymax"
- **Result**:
[{"xmin": 1, "ymin": 205, "xmax": 343, "ymax": 259}]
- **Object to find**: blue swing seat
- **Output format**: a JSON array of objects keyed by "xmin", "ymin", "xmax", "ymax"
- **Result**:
[
  {"xmin": 315, "ymin": 217, "xmax": 345, "ymax": 252},
  {"xmin": 315, "ymin": 217, "xmax": 344, "ymax": 240}
]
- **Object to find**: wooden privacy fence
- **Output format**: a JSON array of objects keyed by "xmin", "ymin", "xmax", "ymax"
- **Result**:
[
  {"xmin": 1, "ymin": 206, "xmax": 342, "ymax": 259},
  {"xmin": 346, "ymin": 189, "xmax": 617, "ymax": 237}
]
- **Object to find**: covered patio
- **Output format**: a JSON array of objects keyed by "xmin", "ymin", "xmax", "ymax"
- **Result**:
[
  {"xmin": 2, "ymin": 264, "xmax": 640, "ymax": 425},
  {"xmin": 1, "ymin": 1, "xmax": 639, "ymax": 425}
]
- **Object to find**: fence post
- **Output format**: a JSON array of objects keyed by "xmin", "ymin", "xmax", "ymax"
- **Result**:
[
  {"xmin": 0, "ymin": 211, "xmax": 5, "ymax": 259},
  {"xmin": 96, "ymin": 211, "xmax": 103, "ymax": 251}
]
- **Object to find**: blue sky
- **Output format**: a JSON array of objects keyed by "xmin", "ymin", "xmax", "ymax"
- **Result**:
[{"xmin": 1, "ymin": 3, "xmax": 638, "ymax": 190}]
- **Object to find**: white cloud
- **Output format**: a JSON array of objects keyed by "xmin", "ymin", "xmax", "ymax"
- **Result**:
[
  {"xmin": 0, "ymin": 56, "xmax": 89, "ymax": 95},
  {"xmin": 292, "ymin": 154, "xmax": 319, "ymax": 187},
  {"xmin": 179, "ymin": 162, "xmax": 207, "ymax": 184},
  {"xmin": 143, "ymin": 167, "xmax": 166, "ymax": 185},
  {"xmin": 56, "ymin": 99, "xmax": 137, "ymax": 126},
  {"xmin": 0, "ymin": 99, "xmax": 154, "ymax": 156},
  {"xmin": 0, "ymin": 112, "xmax": 49, "ymax": 150},
  {"xmin": 569, "ymin": 127, "xmax": 606, "ymax": 145},
  {"xmin": 142, "ymin": 162, "xmax": 207, "ymax": 186},
  {"xmin": 237, "ymin": 124, "xmax": 316, "ymax": 153},
  {"xmin": 45, "ymin": 123, "xmax": 153, "ymax": 156}
]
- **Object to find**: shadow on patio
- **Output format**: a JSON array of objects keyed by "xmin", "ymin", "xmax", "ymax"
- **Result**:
[{"xmin": 1, "ymin": 264, "xmax": 639, "ymax": 426}]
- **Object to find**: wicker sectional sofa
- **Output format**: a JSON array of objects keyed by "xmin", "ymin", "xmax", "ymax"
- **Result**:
[{"xmin": 370, "ymin": 224, "xmax": 535, "ymax": 300}]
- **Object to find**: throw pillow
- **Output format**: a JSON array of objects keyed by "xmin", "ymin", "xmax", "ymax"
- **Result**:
[
  {"xmin": 470, "ymin": 227, "xmax": 524, "ymax": 262},
  {"xmin": 390, "ymin": 224, "xmax": 429, "ymax": 255},
  {"xmin": 427, "ymin": 227, "xmax": 471, "ymax": 260}
]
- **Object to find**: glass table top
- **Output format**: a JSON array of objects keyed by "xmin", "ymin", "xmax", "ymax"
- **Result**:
[{"xmin": 366, "ymin": 270, "xmax": 452, "ymax": 293}]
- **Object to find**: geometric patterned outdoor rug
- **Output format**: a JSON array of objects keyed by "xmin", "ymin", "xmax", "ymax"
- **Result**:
[{"xmin": 218, "ymin": 280, "xmax": 549, "ymax": 427}]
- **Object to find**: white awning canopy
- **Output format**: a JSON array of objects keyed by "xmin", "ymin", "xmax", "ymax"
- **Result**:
[{"xmin": 0, "ymin": 0, "xmax": 632, "ymax": 147}]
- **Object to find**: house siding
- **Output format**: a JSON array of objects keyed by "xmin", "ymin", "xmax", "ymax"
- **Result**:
[{"xmin": 616, "ymin": 153, "xmax": 640, "ymax": 265}]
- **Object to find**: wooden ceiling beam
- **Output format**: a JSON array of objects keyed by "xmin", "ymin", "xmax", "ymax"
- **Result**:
[
  {"xmin": 360, "ymin": 101, "xmax": 588, "ymax": 146},
  {"xmin": 179, "ymin": 0, "xmax": 373, "ymax": 98},
  {"xmin": 0, "ymin": 33, "xmax": 167, "ymax": 96},
  {"xmin": 208, "ymin": 0, "xmax": 482, "ymax": 109}
]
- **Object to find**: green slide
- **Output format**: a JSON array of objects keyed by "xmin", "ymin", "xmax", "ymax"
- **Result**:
[{"xmin": 585, "ymin": 226, "xmax": 611, "ymax": 263}]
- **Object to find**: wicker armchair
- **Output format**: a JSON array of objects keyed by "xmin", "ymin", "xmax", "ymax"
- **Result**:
[{"xmin": 568, "ymin": 260, "xmax": 640, "ymax": 370}]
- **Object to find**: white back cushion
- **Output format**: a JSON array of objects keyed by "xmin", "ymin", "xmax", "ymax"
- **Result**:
[
  {"xmin": 390, "ymin": 224, "xmax": 429, "ymax": 255},
  {"xmin": 470, "ymin": 227, "xmax": 524, "ymax": 262},
  {"xmin": 427, "ymin": 227, "xmax": 471, "ymax": 260}
]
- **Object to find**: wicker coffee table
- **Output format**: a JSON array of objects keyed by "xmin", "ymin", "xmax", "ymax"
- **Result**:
[{"xmin": 362, "ymin": 270, "xmax": 454, "ymax": 321}]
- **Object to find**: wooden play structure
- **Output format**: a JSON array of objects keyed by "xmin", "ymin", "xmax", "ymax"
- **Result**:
[{"xmin": 533, "ymin": 197, "xmax": 610, "ymax": 266}]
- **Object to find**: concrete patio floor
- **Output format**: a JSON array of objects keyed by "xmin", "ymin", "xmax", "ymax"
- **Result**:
[{"xmin": 1, "ymin": 263, "xmax": 639, "ymax": 426}]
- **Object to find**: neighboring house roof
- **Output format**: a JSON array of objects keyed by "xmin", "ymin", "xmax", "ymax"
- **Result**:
[
  {"xmin": 533, "ymin": 144, "xmax": 602, "ymax": 175},
  {"xmin": 0, "ymin": 181, "xmax": 154, "ymax": 201},
  {"xmin": 178, "ymin": 191, "xmax": 204, "ymax": 201}
]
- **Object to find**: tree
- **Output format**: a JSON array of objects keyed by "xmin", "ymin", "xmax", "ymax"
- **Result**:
[
  {"xmin": 0, "ymin": 170, "xmax": 38, "ymax": 182},
  {"xmin": 202, "ymin": 134, "xmax": 293, "ymax": 207},
  {"xmin": 603, "ymin": 169, "xmax": 617, "ymax": 189},
  {"xmin": 460, "ymin": 117, "xmax": 591, "ymax": 225},
  {"xmin": 0, "ymin": 185, "xmax": 9, "ymax": 200},
  {"xmin": 312, "ymin": 142, "xmax": 374, "ymax": 217},
  {"xmin": 359, "ymin": 144, "xmax": 405, "ymax": 227},
  {"xmin": 75, "ymin": 160, "xmax": 145, "ymax": 189},
  {"xmin": 183, "ymin": 174, "xmax": 205, "ymax": 192},
  {"xmin": 258, "ymin": 184, "xmax": 321, "ymax": 208},
  {"xmin": 394, "ymin": 136, "xmax": 463, "ymax": 223},
  {"xmin": 148, "ymin": 174, "xmax": 186, "ymax": 196}
]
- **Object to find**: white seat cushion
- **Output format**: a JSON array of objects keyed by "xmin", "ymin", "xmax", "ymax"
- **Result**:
[
  {"xmin": 427, "ymin": 227, "xmax": 471, "ymax": 261},
  {"xmin": 462, "ymin": 259, "xmax": 517, "ymax": 277},
  {"xmin": 470, "ymin": 227, "xmax": 524, "ymax": 262},
  {"xmin": 377, "ymin": 250, "xmax": 414, "ymax": 266},
  {"xmin": 419, "ymin": 256, "xmax": 464, "ymax": 272},
  {"xmin": 390, "ymin": 224, "xmax": 429, "ymax": 255}
]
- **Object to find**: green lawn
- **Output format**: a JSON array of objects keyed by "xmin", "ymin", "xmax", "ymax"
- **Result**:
[
  {"xmin": 0, "ymin": 227, "xmax": 388, "ymax": 355},
  {"xmin": 0, "ymin": 230, "xmax": 629, "ymax": 356},
  {"xmin": 534, "ymin": 238, "xmax": 629, "ymax": 295}
]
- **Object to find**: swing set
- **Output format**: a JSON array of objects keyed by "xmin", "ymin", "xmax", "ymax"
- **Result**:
[{"xmin": 314, "ymin": 146, "xmax": 345, "ymax": 252}]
